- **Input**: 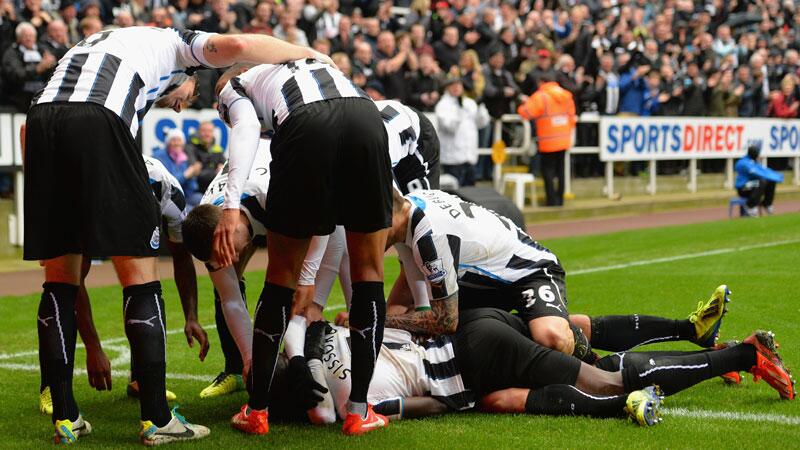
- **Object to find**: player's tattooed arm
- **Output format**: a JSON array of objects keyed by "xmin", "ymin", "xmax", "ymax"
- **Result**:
[
  {"xmin": 384, "ymin": 294, "xmax": 459, "ymax": 335},
  {"xmin": 205, "ymin": 40, "xmax": 218, "ymax": 53}
]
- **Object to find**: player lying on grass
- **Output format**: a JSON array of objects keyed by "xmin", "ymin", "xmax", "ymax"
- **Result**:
[
  {"xmin": 327, "ymin": 189, "xmax": 730, "ymax": 362},
  {"xmin": 263, "ymin": 307, "xmax": 793, "ymax": 429},
  {"xmin": 35, "ymin": 155, "xmax": 207, "ymax": 414}
]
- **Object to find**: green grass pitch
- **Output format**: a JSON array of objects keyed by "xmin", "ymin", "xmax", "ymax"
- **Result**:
[{"xmin": 1, "ymin": 213, "xmax": 799, "ymax": 448}]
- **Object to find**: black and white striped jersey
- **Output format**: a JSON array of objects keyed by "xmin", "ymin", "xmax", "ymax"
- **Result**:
[
  {"xmin": 33, "ymin": 27, "xmax": 217, "ymax": 137},
  {"xmin": 376, "ymin": 100, "xmax": 433, "ymax": 194},
  {"xmin": 143, "ymin": 155, "xmax": 187, "ymax": 244},
  {"xmin": 201, "ymin": 139, "xmax": 272, "ymax": 238},
  {"xmin": 217, "ymin": 59, "xmax": 369, "ymax": 133},
  {"xmin": 319, "ymin": 325, "xmax": 474, "ymax": 419},
  {"xmin": 398, "ymin": 190, "xmax": 560, "ymax": 297}
]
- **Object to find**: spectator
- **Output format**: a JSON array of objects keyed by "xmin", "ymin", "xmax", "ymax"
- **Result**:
[
  {"xmin": 375, "ymin": 30, "xmax": 417, "ymax": 101},
  {"xmin": 351, "ymin": 39, "xmax": 376, "ymax": 87},
  {"xmin": 517, "ymin": 74, "xmax": 576, "ymax": 206},
  {"xmin": 148, "ymin": 7, "xmax": 172, "ymax": 28},
  {"xmin": 329, "ymin": 13, "xmax": 352, "ymax": 54},
  {"xmin": 1, "ymin": 22, "xmax": 56, "ymax": 112},
  {"xmin": 472, "ymin": 7, "xmax": 498, "ymax": 61},
  {"xmin": 242, "ymin": 0, "xmax": 273, "ymax": 35},
  {"xmin": 712, "ymin": 24, "xmax": 737, "ymax": 66},
  {"xmin": 20, "ymin": 0, "xmax": 52, "ymax": 37},
  {"xmin": 409, "ymin": 22, "xmax": 432, "ymax": 57},
  {"xmin": 433, "ymin": 25, "xmax": 462, "ymax": 73},
  {"xmin": 735, "ymin": 144, "xmax": 783, "ymax": 217},
  {"xmin": 767, "ymin": 74, "xmax": 800, "ymax": 118},
  {"xmin": 186, "ymin": 121, "xmax": 225, "ymax": 193},
  {"xmin": 521, "ymin": 48, "xmax": 556, "ymax": 95},
  {"xmin": 313, "ymin": 37, "xmax": 331, "ymax": 55},
  {"xmin": 681, "ymin": 61, "xmax": 708, "ymax": 116},
  {"xmin": 331, "ymin": 51, "xmax": 352, "ymax": 77},
  {"xmin": 435, "ymin": 75, "xmax": 490, "ymax": 187},
  {"xmin": 153, "ymin": 128, "xmax": 203, "ymax": 207},
  {"xmin": 274, "ymin": 11, "xmax": 308, "ymax": 46},
  {"xmin": 113, "ymin": 10, "xmax": 135, "ymax": 29},
  {"xmin": 737, "ymin": 65, "xmax": 766, "ymax": 118},
  {"xmin": 642, "ymin": 69, "xmax": 666, "ymax": 116},
  {"xmin": 707, "ymin": 70, "xmax": 743, "ymax": 117},
  {"xmin": 657, "ymin": 65, "xmax": 684, "ymax": 116},
  {"xmin": 0, "ymin": 0, "xmax": 19, "ymax": 55},
  {"xmin": 57, "ymin": 0, "xmax": 80, "ymax": 45},
  {"xmin": 363, "ymin": 78, "xmax": 386, "ymax": 100},
  {"xmin": 407, "ymin": 51, "xmax": 442, "ymax": 111},
  {"xmin": 312, "ymin": 0, "xmax": 342, "ymax": 40},
  {"xmin": 78, "ymin": 16, "xmax": 102, "ymax": 39},
  {"xmin": 595, "ymin": 53, "xmax": 619, "ymax": 115},
  {"xmin": 38, "ymin": 19, "xmax": 68, "ymax": 61},
  {"xmin": 481, "ymin": 47, "xmax": 519, "ymax": 119},
  {"xmin": 618, "ymin": 61, "xmax": 652, "ymax": 115},
  {"xmin": 195, "ymin": 0, "xmax": 240, "ymax": 34},
  {"xmin": 453, "ymin": 48, "xmax": 484, "ymax": 100}
]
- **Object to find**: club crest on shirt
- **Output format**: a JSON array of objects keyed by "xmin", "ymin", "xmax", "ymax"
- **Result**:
[
  {"xmin": 423, "ymin": 258, "xmax": 447, "ymax": 283},
  {"xmin": 150, "ymin": 227, "xmax": 160, "ymax": 250}
]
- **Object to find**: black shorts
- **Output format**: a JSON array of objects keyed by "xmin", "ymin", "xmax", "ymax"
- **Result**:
[
  {"xmin": 453, "ymin": 308, "xmax": 581, "ymax": 394},
  {"xmin": 458, "ymin": 265, "xmax": 569, "ymax": 322},
  {"xmin": 23, "ymin": 103, "xmax": 160, "ymax": 260},
  {"xmin": 266, "ymin": 98, "xmax": 392, "ymax": 238}
]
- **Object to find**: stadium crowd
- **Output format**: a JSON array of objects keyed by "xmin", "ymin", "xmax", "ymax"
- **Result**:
[{"xmin": 2, "ymin": 0, "xmax": 799, "ymax": 187}]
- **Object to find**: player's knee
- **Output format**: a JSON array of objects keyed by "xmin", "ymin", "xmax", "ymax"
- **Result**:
[{"xmin": 533, "ymin": 321, "xmax": 574, "ymax": 355}]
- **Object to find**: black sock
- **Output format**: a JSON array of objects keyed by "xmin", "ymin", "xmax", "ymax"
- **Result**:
[
  {"xmin": 214, "ymin": 280, "xmax": 247, "ymax": 374},
  {"xmin": 571, "ymin": 323, "xmax": 596, "ymax": 363},
  {"xmin": 38, "ymin": 282, "xmax": 79, "ymax": 422},
  {"xmin": 123, "ymin": 281, "xmax": 170, "ymax": 427},
  {"xmin": 525, "ymin": 385, "xmax": 628, "ymax": 418},
  {"xmin": 248, "ymin": 282, "xmax": 293, "ymax": 410},
  {"xmin": 621, "ymin": 345, "xmax": 755, "ymax": 395},
  {"xmin": 348, "ymin": 282, "xmax": 386, "ymax": 412},
  {"xmin": 590, "ymin": 315, "xmax": 696, "ymax": 351},
  {"xmin": 595, "ymin": 350, "xmax": 701, "ymax": 371}
]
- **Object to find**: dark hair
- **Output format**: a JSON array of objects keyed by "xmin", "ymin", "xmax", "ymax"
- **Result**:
[{"xmin": 181, "ymin": 204, "xmax": 222, "ymax": 262}]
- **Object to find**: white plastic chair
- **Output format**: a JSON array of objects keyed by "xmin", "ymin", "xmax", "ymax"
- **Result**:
[{"xmin": 502, "ymin": 172, "xmax": 536, "ymax": 209}]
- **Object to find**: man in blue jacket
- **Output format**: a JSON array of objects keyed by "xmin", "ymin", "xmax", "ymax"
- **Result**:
[{"xmin": 735, "ymin": 144, "xmax": 783, "ymax": 217}]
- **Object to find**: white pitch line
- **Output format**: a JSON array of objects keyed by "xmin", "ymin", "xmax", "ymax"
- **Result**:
[
  {"xmin": 664, "ymin": 407, "xmax": 800, "ymax": 425},
  {"xmin": 569, "ymin": 238, "xmax": 800, "ymax": 276}
]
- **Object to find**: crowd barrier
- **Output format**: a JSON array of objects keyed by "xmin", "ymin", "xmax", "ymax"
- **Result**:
[{"xmin": 3, "ymin": 109, "xmax": 800, "ymax": 246}]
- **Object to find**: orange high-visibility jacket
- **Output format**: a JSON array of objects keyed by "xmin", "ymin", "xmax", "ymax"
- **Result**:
[{"xmin": 517, "ymin": 81, "xmax": 577, "ymax": 152}]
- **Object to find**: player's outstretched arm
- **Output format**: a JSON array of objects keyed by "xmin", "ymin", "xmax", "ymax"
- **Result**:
[
  {"xmin": 384, "ymin": 294, "xmax": 459, "ymax": 335},
  {"xmin": 203, "ymin": 34, "xmax": 335, "ymax": 69},
  {"xmin": 373, "ymin": 396, "xmax": 450, "ymax": 420},
  {"xmin": 167, "ymin": 240, "xmax": 208, "ymax": 361},
  {"xmin": 75, "ymin": 257, "xmax": 112, "ymax": 391}
]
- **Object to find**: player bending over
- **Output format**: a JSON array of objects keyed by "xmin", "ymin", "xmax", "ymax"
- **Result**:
[
  {"xmin": 211, "ymin": 60, "xmax": 395, "ymax": 436},
  {"xmin": 25, "ymin": 25, "xmax": 333, "ymax": 445}
]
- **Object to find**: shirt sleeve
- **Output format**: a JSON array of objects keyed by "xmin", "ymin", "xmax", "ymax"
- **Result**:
[
  {"xmin": 395, "ymin": 243, "xmax": 432, "ymax": 310},
  {"xmin": 412, "ymin": 230, "xmax": 459, "ymax": 301},
  {"xmin": 172, "ymin": 29, "xmax": 220, "ymax": 68},
  {"xmin": 219, "ymin": 84, "xmax": 261, "ymax": 210},
  {"xmin": 209, "ymin": 266, "xmax": 252, "ymax": 368},
  {"xmin": 299, "ymin": 234, "xmax": 331, "ymax": 287},
  {"xmin": 161, "ymin": 175, "xmax": 187, "ymax": 243}
]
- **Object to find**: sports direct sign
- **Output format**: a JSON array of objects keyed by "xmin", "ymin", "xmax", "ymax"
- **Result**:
[{"xmin": 599, "ymin": 117, "xmax": 800, "ymax": 161}]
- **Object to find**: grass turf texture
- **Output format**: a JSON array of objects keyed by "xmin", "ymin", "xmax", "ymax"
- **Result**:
[{"xmin": 1, "ymin": 213, "xmax": 798, "ymax": 449}]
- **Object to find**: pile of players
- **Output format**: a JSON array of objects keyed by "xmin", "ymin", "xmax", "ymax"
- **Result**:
[{"xmin": 24, "ymin": 27, "xmax": 795, "ymax": 446}]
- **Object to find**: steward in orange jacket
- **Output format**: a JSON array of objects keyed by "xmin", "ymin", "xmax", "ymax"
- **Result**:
[
  {"xmin": 516, "ymin": 80, "xmax": 576, "ymax": 206},
  {"xmin": 516, "ymin": 81, "xmax": 577, "ymax": 152}
]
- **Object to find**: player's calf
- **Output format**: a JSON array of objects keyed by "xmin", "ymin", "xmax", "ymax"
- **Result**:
[{"xmin": 529, "ymin": 316, "xmax": 575, "ymax": 356}]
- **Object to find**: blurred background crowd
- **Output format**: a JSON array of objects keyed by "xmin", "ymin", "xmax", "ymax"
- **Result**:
[{"xmin": 1, "ymin": 0, "xmax": 799, "ymax": 184}]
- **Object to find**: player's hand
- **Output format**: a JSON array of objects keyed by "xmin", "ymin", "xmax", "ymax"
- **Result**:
[
  {"xmin": 288, "ymin": 356, "xmax": 329, "ymax": 410},
  {"xmin": 334, "ymin": 311, "xmax": 349, "ymax": 327},
  {"xmin": 184, "ymin": 319, "xmax": 209, "ymax": 361},
  {"xmin": 213, "ymin": 208, "xmax": 240, "ymax": 267},
  {"xmin": 310, "ymin": 49, "xmax": 337, "ymax": 70},
  {"xmin": 292, "ymin": 285, "xmax": 316, "ymax": 316},
  {"xmin": 86, "ymin": 346, "xmax": 112, "ymax": 391}
]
